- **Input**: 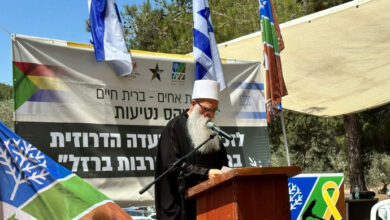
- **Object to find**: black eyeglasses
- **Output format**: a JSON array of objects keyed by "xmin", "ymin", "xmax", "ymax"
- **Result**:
[{"xmin": 195, "ymin": 100, "xmax": 220, "ymax": 113}]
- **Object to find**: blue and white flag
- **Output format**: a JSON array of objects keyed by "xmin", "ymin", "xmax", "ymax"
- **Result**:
[
  {"xmin": 0, "ymin": 120, "xmax": 131, "ymax": 219},
  {"xmin": 88, "ymin": 0, "xmax": 133, "ymax": 77},
  {"xmin": 193, "ymin": 0, "xmax": 226, "ymax": 90}
]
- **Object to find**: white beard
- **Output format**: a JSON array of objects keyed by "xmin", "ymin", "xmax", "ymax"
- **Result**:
[{"xmin": 187, "ymin": 105, "xmax": 220, "ymax": 154}]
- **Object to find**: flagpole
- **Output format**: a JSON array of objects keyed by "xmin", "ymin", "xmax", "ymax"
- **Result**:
[{"xmin": 279, "ymin": 110, "xmax": 291, "ymax": 166}]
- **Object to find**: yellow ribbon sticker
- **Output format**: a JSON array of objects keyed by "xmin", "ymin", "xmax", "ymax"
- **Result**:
[{"xmin": 322, "ymin": 181, "xmax": 342, "ymax": 220}]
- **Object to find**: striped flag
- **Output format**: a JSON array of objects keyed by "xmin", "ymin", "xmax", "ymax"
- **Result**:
[
  {"xmin": 259, "ymin": 0, "xmax": 288, "ymax": 122},
  {"xmin": 0, "ymin": 121, "xmax": 132, "ymax": 220},
  {"xmin": 193, "ymin": 0, "xmax": 226, "ymax": 90},
  {"xmin": 89, "ymin": 0, "xmax": 133, "ymax": 77}
]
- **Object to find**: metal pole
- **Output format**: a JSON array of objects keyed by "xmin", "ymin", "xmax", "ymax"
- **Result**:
[{"xmin": 279, "ymin": 110, "xmax": 291, "ymax": 166}]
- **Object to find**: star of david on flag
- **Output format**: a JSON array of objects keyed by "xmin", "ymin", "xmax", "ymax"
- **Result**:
[{"xmin": 193, "ymin": 0, "xmax": 226, "ymax": 90}]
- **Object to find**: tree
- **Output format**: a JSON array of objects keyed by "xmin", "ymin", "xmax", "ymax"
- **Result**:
[
  {"xmin": 269, "ymin": 110, "xmax": 346, "ymax": 173},
  {"xmin": 119, "ymin": 0, "xmax": 314, "ymax": 53},
  {"xmin": 344, "ymin": 114, "xmax": 366, "ymax": 191},
  {"xmin": 359, "ymin": 104, "xmax": 390, "ymax": 192},
  {"xmin": 121, "ymin": 0, "xmax": 193, "ymax": 54},
  {"xmin": 366, "ymin": 152, "xmax": 390, "ymax": 193}
]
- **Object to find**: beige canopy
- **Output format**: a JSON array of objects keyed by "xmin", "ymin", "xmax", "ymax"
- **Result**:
[{"xmin": 218, "ymin": 0, "xmax": 390, "ymax": 117}]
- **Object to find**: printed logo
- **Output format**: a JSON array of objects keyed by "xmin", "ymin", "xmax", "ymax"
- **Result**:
[
  {"xmin": 288, "ymin": 175, "xmax": 344, "ymax": 220},
  {"xmin": 171, "ymin": 62, "xmax": 186, "ymax": 85},
  {"xmin": 289, "ymin": 182, "xmax": 303, "ymax": 210},
  {"xmin": 149, "ymin": 63, "xmax": 163, "ymax": 81},
  {"xmin": 1, "ymin": 138, "xmax": 49, "ymax": 201}
]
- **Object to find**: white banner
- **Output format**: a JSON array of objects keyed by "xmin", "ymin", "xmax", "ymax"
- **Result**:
[{"xmin": 12, "ymin": 34, "xmax": 269, "ymax": 205}]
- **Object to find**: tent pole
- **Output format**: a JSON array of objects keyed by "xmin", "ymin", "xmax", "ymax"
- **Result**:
[{"xmin": 280, "ymin": 110, "xmax": 291, "ymax": 166}]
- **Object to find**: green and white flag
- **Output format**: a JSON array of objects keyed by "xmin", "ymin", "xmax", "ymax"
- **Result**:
[{"xmin": 0, "ymin": 120, "xmax": 131, "ymax": 220}]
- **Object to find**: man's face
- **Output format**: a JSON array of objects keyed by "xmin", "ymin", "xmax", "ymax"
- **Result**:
[
  {"xmin": 187, "ymin": 104, "xmax": 220, "ymax": 153},
  {"xmin": 192, "ymin": 99, "xmax": 219, "ymax": 119}
]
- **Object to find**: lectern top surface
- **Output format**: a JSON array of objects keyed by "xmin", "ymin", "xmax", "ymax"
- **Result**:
[{"xmin": 187, "ymin": 166, "xmax": 301, "ymax": 198}]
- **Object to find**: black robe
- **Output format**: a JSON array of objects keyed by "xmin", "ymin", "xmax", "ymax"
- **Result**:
[{"xmin": 155, "ymin": 111, "xmax": 228, "ymax": 220}]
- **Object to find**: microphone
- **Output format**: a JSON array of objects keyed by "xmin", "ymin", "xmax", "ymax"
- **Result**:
[{"xmin": 206, "ymin": 122, "xmax": 233, "ymax": 141}]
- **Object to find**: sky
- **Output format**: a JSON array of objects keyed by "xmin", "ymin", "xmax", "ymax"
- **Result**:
[{"xmin": 0, "ymin": 0, "xmax": 144, "ymax": 86}]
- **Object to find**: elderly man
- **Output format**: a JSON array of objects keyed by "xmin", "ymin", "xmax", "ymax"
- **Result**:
[{"xmin": 155, "ymin": 80, "xmax": 229, "ymax": 220}]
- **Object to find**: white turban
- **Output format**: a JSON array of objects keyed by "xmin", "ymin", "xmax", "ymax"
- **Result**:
[{"xmin": 191, "ymin": 80, "xmax": 220, "ymax": 101}]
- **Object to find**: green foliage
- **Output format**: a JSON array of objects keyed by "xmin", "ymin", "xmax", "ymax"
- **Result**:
[
  {"xmin": 298, "ymin": 0, "xmax": 352, "ymax": 14},
  {"xmin": 355, "ymin": 104, "xmax": 390, "ymax": 191},
  {"xmin": 0, "ymin": 83, "xmax": 12, "ymax": 101},
  {"xmin": 366, "ymin": 152, "xmax": 390, "ymax": 193},
  {"xmin": 120, "ymin": 0, "xmax": 309, "ymax": 53},
  {"xmin": 269, "ymin": 110, "xmax": 347, "ymax": 173},
  {"xmin": 86, "ymin": 0, "xmax": 352, "ymax": 55},
  {"xmin": 120, "ymin": 0, "xmax": 352, "ymax": 54},
  {"xmin": 270, "ymin": 104, "xmax": 390, "ymax": 189},
  {"xmin": 359, "ymin": 105, "xmax": 390, "ymax": 154},
  {"xmin": 0, "ymin": 99, "xmax": 14, "ymax": 131},
  {"xmin": 0, "ymin": 83, "xmax": 14, "ymax": 130},
  {"xmin": 208, "ymin": 0, "xmax": 260, "ymax": 43},
  {"xmin": 273, "ymin": 0, "xmax": 307, "ymax": 23},
  {"xmin": 121, "ymin": 0, "xmax": 193, "ymax": 54}
]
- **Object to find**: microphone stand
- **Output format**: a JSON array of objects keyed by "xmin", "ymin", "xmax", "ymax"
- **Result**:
[{"xmin": 139, "ymin": 132, "xmax": 218, "ymax": 220}]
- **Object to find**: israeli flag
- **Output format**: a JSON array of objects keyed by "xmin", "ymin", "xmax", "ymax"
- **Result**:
[
  {"xmin": 193, "ymin": 0, "xmax": 226, "ymax": 90},
  {"xmin": 89, "ymin": 0, "xmax": 133, "ymax": 77}
]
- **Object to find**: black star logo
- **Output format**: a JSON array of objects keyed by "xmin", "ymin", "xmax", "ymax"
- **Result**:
[{"xmin": 149, "ymin": 63, "xmax": 163, "ymax": 81}]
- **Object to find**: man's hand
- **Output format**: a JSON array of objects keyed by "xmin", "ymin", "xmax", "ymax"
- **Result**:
[
  {"xmin": 208, "ymin": 169, "xmax": 223, "ymax": 179},
  {"xmin": 221, "ymin": 166, "xmax": 232, "ymax": 172}
]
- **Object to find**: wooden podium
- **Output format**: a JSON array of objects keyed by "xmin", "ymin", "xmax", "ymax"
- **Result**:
[{"xmin": 187, "ymin": 167, "xmax": 301, "ymax": 220}]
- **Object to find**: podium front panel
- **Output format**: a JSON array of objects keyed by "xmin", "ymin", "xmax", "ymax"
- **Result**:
[{"xmin": 188, "ymin": 167, "xmax": 301, "ymax": 220}]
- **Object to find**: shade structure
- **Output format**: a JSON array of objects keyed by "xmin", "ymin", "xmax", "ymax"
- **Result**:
[{"xmin": 218, "ymin": 0, "xmax": 390, "ymax": 117}]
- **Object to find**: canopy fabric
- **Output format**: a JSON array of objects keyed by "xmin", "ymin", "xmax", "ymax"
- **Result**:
[{"xmin": 218, "ymin": 0, "xmax": 390, "ymax": 117}]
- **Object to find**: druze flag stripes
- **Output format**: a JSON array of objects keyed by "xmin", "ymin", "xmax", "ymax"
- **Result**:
[{"xmin": 0, "ymin": 121, "xmax": 131, "ymax": 220}]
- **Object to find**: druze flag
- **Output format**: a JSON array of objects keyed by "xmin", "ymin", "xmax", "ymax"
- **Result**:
[{"xmin": 0, "ymin": 121, "xmax": 132, "ymax": 220}]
